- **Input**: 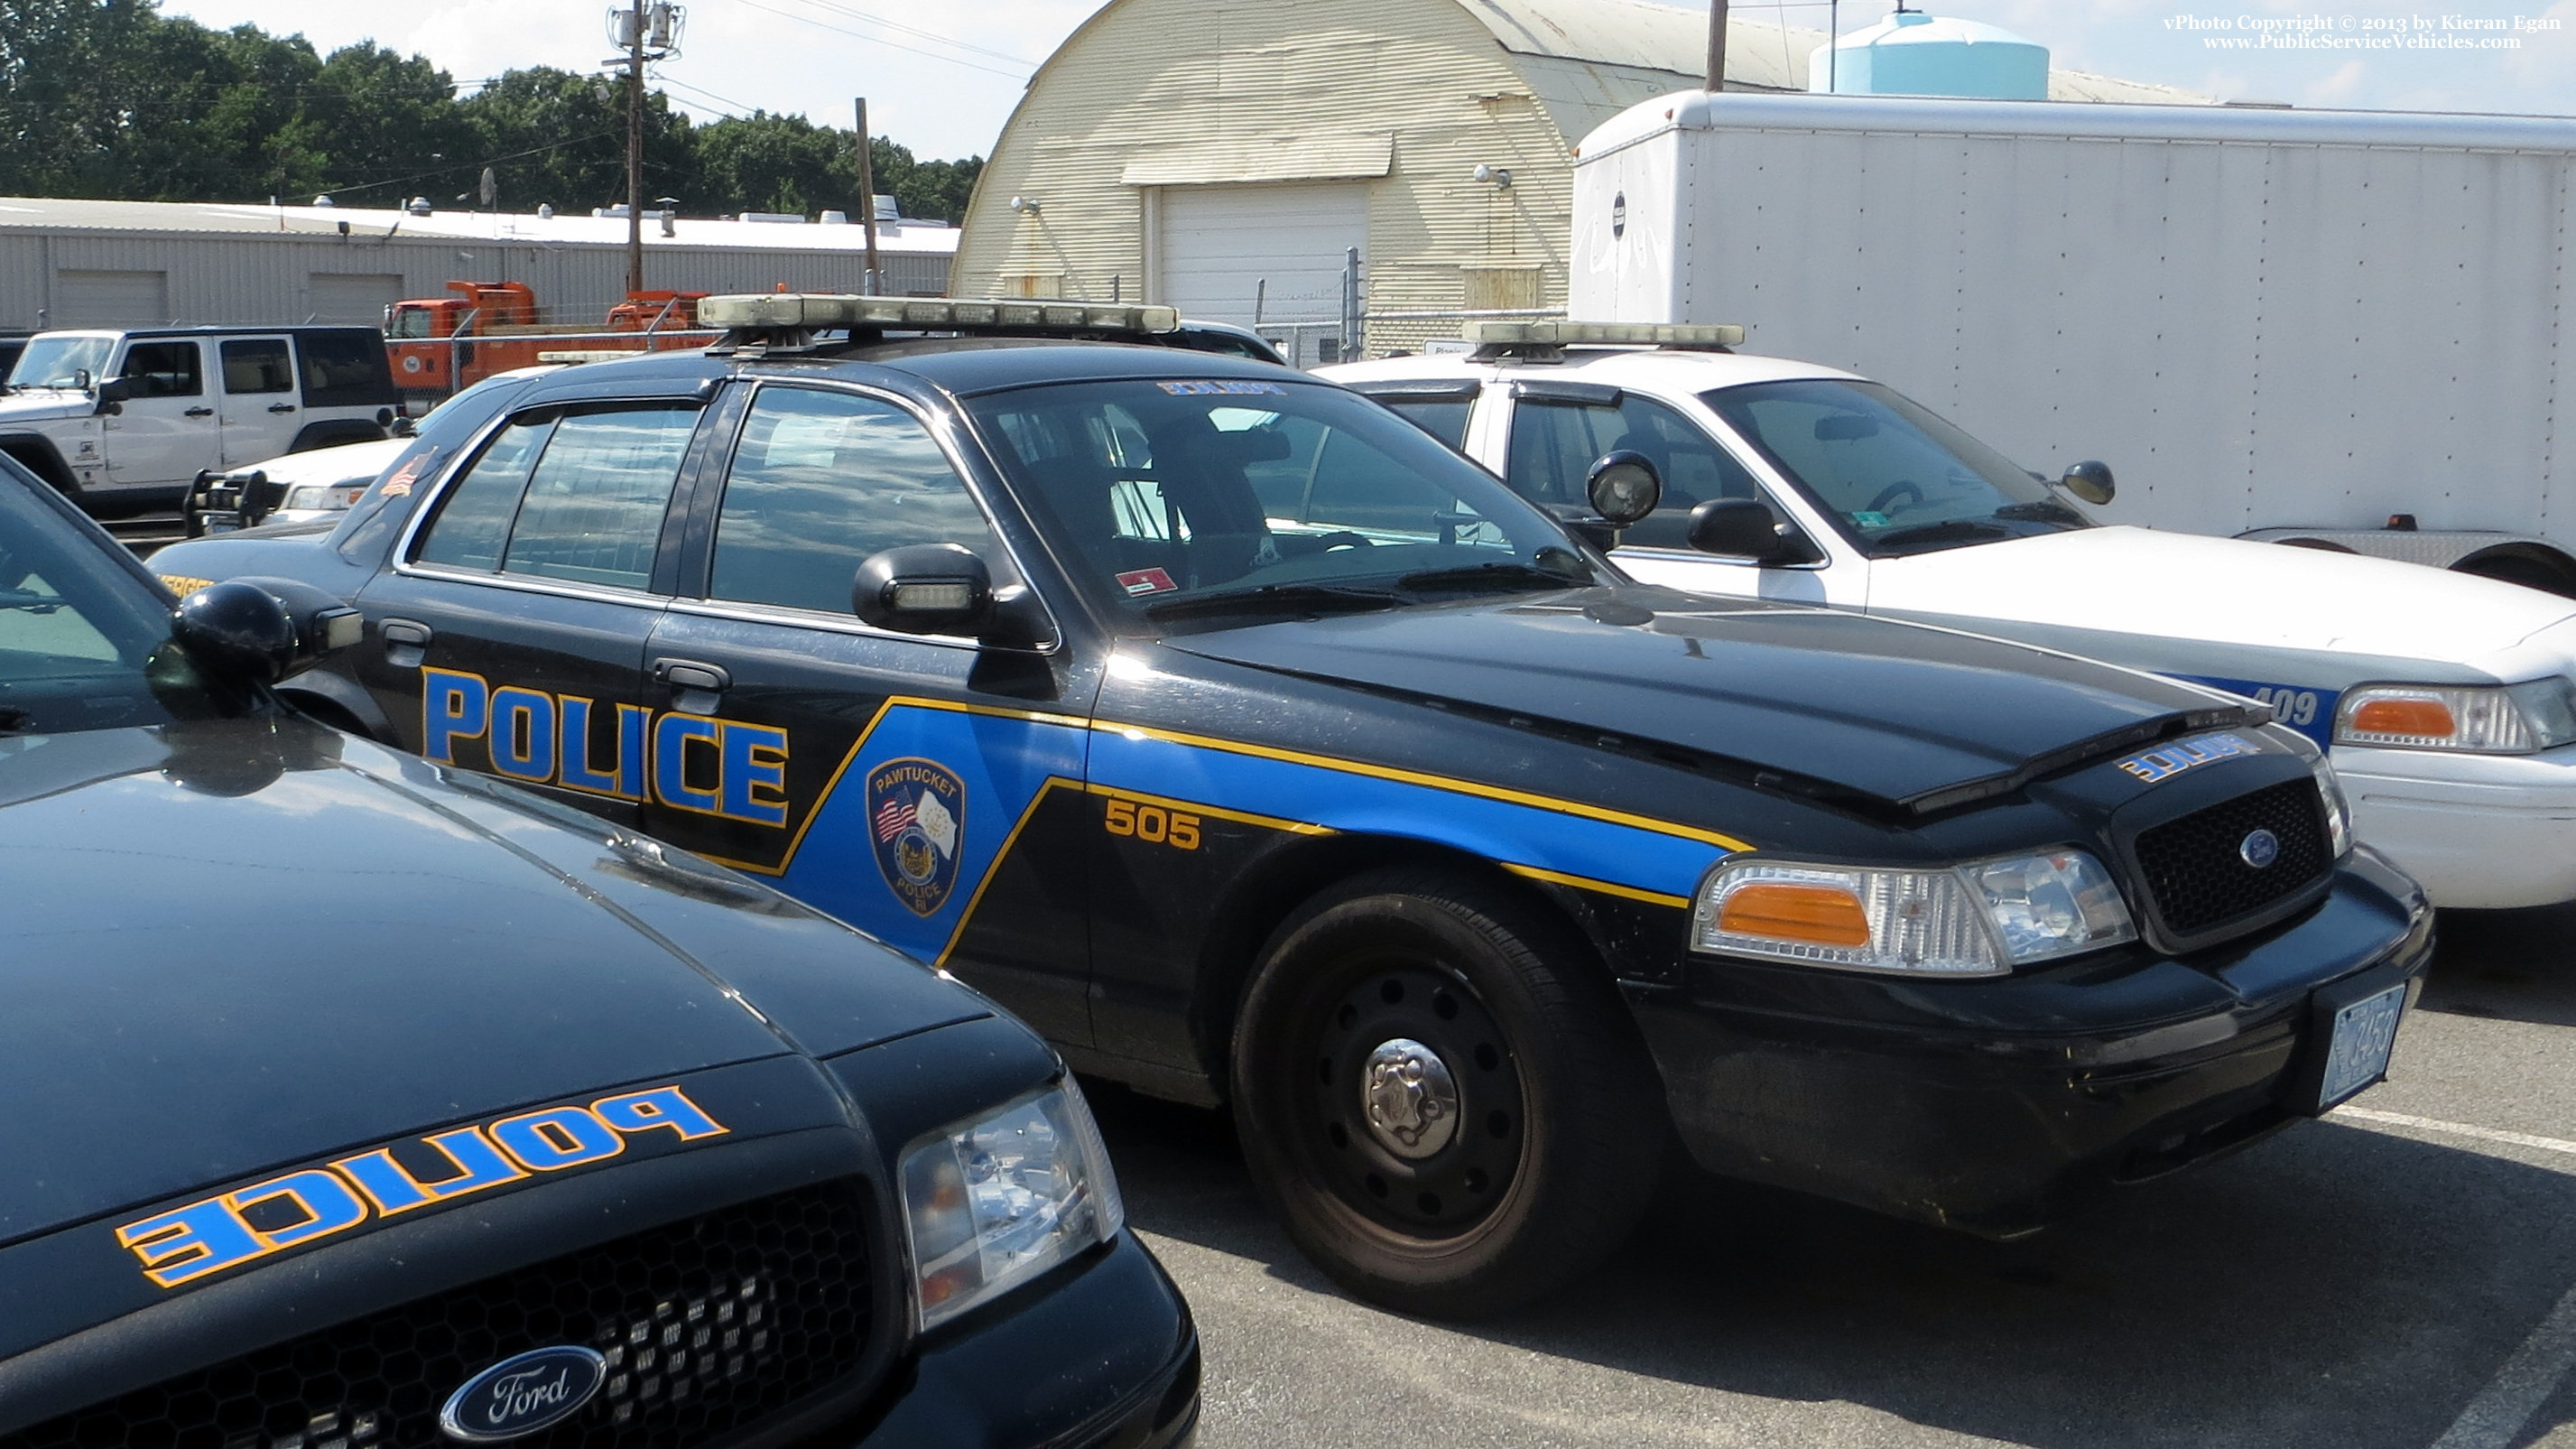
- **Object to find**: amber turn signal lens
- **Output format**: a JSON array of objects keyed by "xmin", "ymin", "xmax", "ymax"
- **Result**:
[
  {"xmin": 1717, "ymin": 883, "xmax": 1872, "ymax": 947},
  {"xmin": 2350, "ymin": 697, "xmax": 2456, "ymax": 739}
]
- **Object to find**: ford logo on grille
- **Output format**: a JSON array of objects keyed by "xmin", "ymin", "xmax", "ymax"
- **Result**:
[
  {"xmin": 440, "ymin": 1345, "xmax": 607, "ymax": 1442},
  {"xmin": 2239, "ymin": 828, "xmax": 2282, "ymax": 869}
]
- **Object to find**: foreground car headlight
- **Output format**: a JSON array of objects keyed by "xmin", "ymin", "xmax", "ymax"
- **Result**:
[
  {"xmin": 2334, "ymin": 679, "xmax": 2576, "ymax": 753},
  {"xmin": 900, "ymin": 1081, "xmax": 1124, "ymax": 1331},
  {"xmin": 1692, "ymin": 851, "xmax": 2136, "ymax": 975}
]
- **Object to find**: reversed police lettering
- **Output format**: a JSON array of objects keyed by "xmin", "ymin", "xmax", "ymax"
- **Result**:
[
  {"xmin": 2117, "ymin": 731, "xmax": 2258, "ymax": 785},
  {"xmin": 422, "ymin": 668, "xmax": 789, "ymax": 826},
  {"xmin": 114, "ymin": 1086, "xmax": 729, "ymax": 1289}
]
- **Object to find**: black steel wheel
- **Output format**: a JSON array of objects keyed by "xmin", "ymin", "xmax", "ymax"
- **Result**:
[{"xmin": 1230, "ymin": 867, "xmax": 1666, "ymax": 1317}]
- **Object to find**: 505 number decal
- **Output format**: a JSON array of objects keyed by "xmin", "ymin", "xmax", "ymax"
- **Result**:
[{"xmin": 1106, "ymin": 797, "xmax": 1200, "ymax": 850}]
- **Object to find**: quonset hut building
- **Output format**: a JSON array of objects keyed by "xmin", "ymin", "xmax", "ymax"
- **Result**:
[{"xmin": 952, "ymin": 0, "xmax": 2206, "ymax": 361}]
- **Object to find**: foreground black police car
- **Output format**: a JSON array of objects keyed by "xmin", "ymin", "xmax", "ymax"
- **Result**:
[
  {"xmin": 151, "ymin": 295, "xmax": 2434, "ymax": 1317},
  {"xmin": 0, "ymin": 469, "xmax": 1195, "ymax": 1446}
]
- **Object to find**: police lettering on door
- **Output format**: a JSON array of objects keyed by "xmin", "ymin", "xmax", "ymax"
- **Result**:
[{"xmin": 422, "ymin": 668, "xmax": 791, "ymax": 826}]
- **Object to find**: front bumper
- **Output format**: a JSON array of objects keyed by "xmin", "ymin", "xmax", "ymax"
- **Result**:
[
  {"xmin": 1634, "ymin": 851, "xmax": 2433, "ymax": 1237},
  {"xmin": 829, "ymin": 1230, "xmax": 1200, "ymax": 1449},
  {"xmin": 2331, "ymin": 740, "xmax": 2576, "ymax": 908}
]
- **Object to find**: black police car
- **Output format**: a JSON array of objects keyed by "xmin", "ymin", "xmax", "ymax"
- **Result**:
[
  {"xmin": 0, "ymin": 464, "xmax": 1197, "ymax": 1445},
  {"xmin": 151, "ymin": 294, "xmax": 2435, "ymax": 1318}
]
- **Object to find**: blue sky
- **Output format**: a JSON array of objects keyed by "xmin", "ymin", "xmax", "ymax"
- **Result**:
[{"xmin": 163, "ymin": 0, "xmax": 2573, "ymax": 163}]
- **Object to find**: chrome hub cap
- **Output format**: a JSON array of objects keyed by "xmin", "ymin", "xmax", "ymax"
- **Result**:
[{"xmin": 1361, "ymin": 1037, "xmax": 1459, "ymax": 1158}]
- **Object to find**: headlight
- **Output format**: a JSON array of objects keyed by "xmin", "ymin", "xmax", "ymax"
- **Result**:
[
  {"xmin": 283, "ymin": 482, "xmax": 369, "ymax": 511},
  {"xmin": 898, "ymin": 1081, "xmax": 1123, "ymax": 1332},
  {"xmin": 2311, "ymin": 757, "xmax": 2354, "ymax": 858},
  {"xmin": 1691, "ymin": 850, "xmax": 2136, "ymax": 976},
  {"xmin": 2333, "ymin": 678, "xmax": 2576, "ymax": 753}
]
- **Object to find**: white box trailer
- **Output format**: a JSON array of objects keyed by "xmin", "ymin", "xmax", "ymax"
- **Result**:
[{"xmin": 1569, "ymin": 90, "xmax": 2576, "ymax": 593}]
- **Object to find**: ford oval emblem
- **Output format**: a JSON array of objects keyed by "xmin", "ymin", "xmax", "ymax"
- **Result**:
[
  {"xmin": 2239, "ymin": 828, "xmax": 2282, "ymax": 869},
  {"xmin": 439, "ymin": 1345, "xmax": 607, "ymax": 1443}
]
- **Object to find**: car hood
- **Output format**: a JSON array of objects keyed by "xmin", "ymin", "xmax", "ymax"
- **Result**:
[
  {"xmin": 0, "ymin": 718, "xmax": 983, "ymax": 1248},
  {"xmin": 1866, "ymin": 526, "xmax": 2576, "ymax": 679},
  {"xmin": 0, "ymin": 391, "xmax": 90, "ymax": 424},
  {"xmin": 1163, "ymin": 588, "xmax": 2256, "ymax": 812}
]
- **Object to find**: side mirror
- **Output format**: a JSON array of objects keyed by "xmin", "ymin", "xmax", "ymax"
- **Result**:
[
  {"xmin": 2057, "ymin": 460, "xmax": 2115, "ymax": 506},
  {"xmin": 1585, "ymin": 450, "xmax": 1662, "ymax": 526},
  {"xmin": 171, "ymin": 577, "xmax": 364, "ymax": 686},
  {"xmin": 853, "ymin": 543, "xmax": 996, "ymax": 636},
  {"xmin": 93, "ymin": 376, "xmax": 128, "ymax": 414},
  {"xmin": 1687, "ymin": 497, "xmax": 1822, "ymax": 565},
  {"xmin": 388, "ymin": 414, "xmax": 417, "ymax": 438}
]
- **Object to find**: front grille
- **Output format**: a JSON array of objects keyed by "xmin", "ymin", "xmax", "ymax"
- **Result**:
[
  {"xmin": 2133, "ymin": 777, "xmax": 2330, "ymax": 940},
  {"xmin": 10, "ymin": 1181, "xmax": 873, "ymax": 1449}
]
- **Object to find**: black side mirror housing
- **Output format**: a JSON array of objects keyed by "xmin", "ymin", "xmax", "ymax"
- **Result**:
[
  {"xmin": 1584, "ymin": 450, "xmax": 1662, "ymax": 525},
  {"xmin": 171, "ymin": 577, "xmax": 364, "ymax": 686},
  {"xmin": 92, "ymin": 376, "xmax": 128, "ymax": 415},
  {"xmin": 853, "ymin": 543, "xmax": 997, "ymax": 635},
  {"xmin": 2058, "ymin": 460, "xmax": 2116, "ymax": 506},
  {"xmin": 1687, "ymin": 498, "xmax": 1823, "ymax": 565}
]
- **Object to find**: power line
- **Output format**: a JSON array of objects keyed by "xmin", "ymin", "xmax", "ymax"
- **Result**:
[
  {"xmin": 729, "ymin": 0, "xmax": 1032, "ymax": 79},
  {"xmin": 766, "ymin": 0, "xmax": 1036, "ymax": 66}
]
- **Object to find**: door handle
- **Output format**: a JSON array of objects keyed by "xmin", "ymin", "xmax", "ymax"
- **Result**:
[
  {"xmin": 267, "ymin": 404, "xmax": 297, "ymax": 414},
  {"xmin": 381, "ymin": 618, "xmax": 431, "ymax": 667},
  {"xmin": 652, "ymin": 658, "xmax": 731, "ymax": 693},
  {"xmin": 183, "ymin": 406, "xmax": 213, "ymax": 417}
]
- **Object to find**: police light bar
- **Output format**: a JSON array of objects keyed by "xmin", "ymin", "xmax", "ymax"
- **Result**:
[
  {"xmin": 699, "ymin": 293, "xmax": 1181, "ymax": 334},
  {"xmin": 1467, "ymin": 320, "xmax": 1747, "ymax": 348}
]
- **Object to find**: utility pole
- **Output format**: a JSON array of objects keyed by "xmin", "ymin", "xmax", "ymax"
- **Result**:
[
  {"xmin": 853, "ymin": 98, "xmax": 883, "ymax": 293},
  {"xmin": 1705, "ymin": 0, "xmax": 1728, "ymax": 91},
  {"xmin": 625, "ymin": 0, "xmax": 645, "ymax": 295}
]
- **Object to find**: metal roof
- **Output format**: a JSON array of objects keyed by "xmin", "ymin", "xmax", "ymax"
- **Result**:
[
  {"xmin": 1449, "ymin": 0, "xmax": 2210, "ymax": 104},
  {"xmin": 0, "ymin": 197, "xmax": 959, "ymax": 254}
]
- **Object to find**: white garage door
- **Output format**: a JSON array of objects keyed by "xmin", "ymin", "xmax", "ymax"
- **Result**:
[
  {"xmin": 55, "ymin": 270, "xmax": 169, "ymax": 327},
  {"xmin": 1156, "ymin": 182, "xmax": 1366, "ymax": 348},
  {"xmin": 308, "ymin": 272, "xmax": 404, "ymax": 325}
]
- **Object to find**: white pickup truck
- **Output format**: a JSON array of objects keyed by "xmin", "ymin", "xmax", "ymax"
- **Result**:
[{"xmin": 1324, "ymin": 332, "xmax": 2576, "ymax": 911}]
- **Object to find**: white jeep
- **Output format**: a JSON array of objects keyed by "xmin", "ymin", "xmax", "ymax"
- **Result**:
[{"xmin": 0, "ymin": 326, "xmax": 400, "ymax": 517}]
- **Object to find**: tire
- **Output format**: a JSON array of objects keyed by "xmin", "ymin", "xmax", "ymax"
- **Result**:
[
  {"xmin": 1229, "ymin": 867, "xmax": 1666, "ymax": 1317},
  {"xmin": 2458, "ymin": 553, "xmax": 2576, "ymax": 599}
]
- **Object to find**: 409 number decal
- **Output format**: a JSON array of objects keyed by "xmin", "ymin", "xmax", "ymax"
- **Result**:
[{"xmin": 1106, "ymin": 797, "xmax": 1200, "ymax": 850}]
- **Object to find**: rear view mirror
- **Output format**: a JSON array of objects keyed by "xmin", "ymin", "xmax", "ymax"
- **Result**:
[
  {"xmin": 2058, "ymin": 460, "xmax": 2116, "ymax": 506},
  {"xmin": 1585, "ymin": 450, "xmax": 1662, "ymax": 525},
  {"xmin": 854, "ymin": 543, "xmax": 1053, "ymax": 649},
  {"xmin": 1687, "ymin": 498, "xmax": 1823, "ymax": 566},
  {"xmin": 1813, "ymin": 414, "xmax": 1877, "ymax": 442}
]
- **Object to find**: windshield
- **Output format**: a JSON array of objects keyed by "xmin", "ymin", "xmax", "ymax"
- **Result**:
[
  {"xmin": 8, "ymin": 335, "xmax": 115, "ymax": 391},
  {"xmin": 0, "ymin": 467, "xmax": 224, "ymax": 733},
  {"xmin": 1699, "ymin": 379, "xmax": 2090, "ymax": 556},
  {"xmin": 967, "ymin": 378, "xmax": 1603, "ymax": 629}
]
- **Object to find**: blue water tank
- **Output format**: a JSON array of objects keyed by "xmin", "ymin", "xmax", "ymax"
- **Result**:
[{"xmin": 1808, "ymin": 11, "xmax": 2049, "ymax": 100}]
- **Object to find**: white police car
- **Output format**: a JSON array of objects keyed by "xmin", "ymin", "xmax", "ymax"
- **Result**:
[{"xmin": 1326, "ymin": 327, "xmax": 2576, "ymax": 910}]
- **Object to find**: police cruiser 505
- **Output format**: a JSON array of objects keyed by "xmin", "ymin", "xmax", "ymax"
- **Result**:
[
  {"xmin": 151, "ymin": 294, "xmax": 2434, "ymax": 1316},
  {"xmin": 0, "ymin": 460, "xmax": 1196, "ymax": 1447},
  {"xmin": 1327, "ymin": 324, "xmax": 2576, "ymax": 912}
]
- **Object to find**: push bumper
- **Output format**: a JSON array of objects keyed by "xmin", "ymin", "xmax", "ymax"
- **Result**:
[
  {"xmin": 829, "ymin": 1231, "xmax": 1200, "ymax": 1449},
  {"xmin": 1633, "ymin": 851, "xmax": 2433, "ymax": 1238},
  {"xmin": 2331, "ymin": 740, "xmax": 2576, "ymax": 908}
]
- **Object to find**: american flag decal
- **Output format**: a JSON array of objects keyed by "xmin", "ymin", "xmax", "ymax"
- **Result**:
[{"xmin": 874, "ymin": 796, "xmax": 916, "ymax": 842}]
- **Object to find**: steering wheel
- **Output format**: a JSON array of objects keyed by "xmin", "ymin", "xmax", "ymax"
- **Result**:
[
  {"xmin": 1866, "ymin": 480, "xmax": 1924, "ymax": 515},
  {"xmin": 1312, "ymin": 531, "xmax": 1375, "ymax": 551}
]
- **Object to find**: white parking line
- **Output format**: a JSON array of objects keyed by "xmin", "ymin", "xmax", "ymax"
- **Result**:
[
  {"xmin": 2330, "ymin": 1105, "xmax": 2576, "ymax": 1160},
  {"xmin": 2323, "ymin": 1106, "xmax": 2576, "ymax": 1447}
]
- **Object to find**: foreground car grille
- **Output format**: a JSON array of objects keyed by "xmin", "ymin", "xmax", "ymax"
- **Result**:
[
  {"xmin": 2132, "ymin": 778, "xmax": 2330, "ymax": 941},
  {"xmin": 8, "ymin": 1181, "xmax": 873, "ymax": 1449}
]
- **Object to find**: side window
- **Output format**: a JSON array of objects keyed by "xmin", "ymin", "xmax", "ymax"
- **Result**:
[
  {"xmin": 1376, "ymin": 397, "xmax": 1473, "ymax": 450},
  {"xmin": 1505, "ymin": 395, "xmax": 1760, "ymax": 548},
  {"xmin": 296, "ymin": 333, "xmax": 393, "ymax": 408},
  {"xmin": 708, "ymin": 387, "xmax": 996, "ymax": 614},
  {"xmin": 501, "ymin": 408, "xmax": 697, "ymax": 589},
  {"xmin": 413, "ymin": 415, "xmax": 552, "ymax": 571},
  {"xmin": 219, "ymin": 339, "xmax": 293, "ymax": 395},
  {"xmin": 118, "ymin": 341, "xmax": 201, "ymax": 399}
]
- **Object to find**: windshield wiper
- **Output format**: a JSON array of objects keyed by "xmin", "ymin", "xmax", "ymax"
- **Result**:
[
  {"xmin": 1993, "ymin": 499, "xmax": 2086, "ymax": 526},
  {"xmin": 0, "ymin": 589, "xmax": 67, "ymax": 613},
  {"xmin": 1869, "ymin": 519, "xmax": 2012, "ymax": 553},
  {"xmin": 1142, "ymin": 581, "xmax": 1404, "ymax": 624},
  {"xmin": 1393, "ymin": 562, "xmax": 1593, "ymax": 595}
]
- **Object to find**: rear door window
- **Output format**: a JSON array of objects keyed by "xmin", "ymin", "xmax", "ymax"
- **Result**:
[{"xmin": 219, "ymin": 340, "xmax": 294, "ymax": 395}]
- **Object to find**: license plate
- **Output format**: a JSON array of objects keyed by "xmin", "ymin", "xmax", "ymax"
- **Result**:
[
  {"xmin": 202, "ymin": 514, "xmax": 243, "ymax": 534},
  {"xmin": 2317, "ymin": 984, "xmax": 2407, "ymax": 1110}
]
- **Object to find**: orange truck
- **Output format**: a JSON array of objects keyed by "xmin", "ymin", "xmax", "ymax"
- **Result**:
[{"xmin": 384, "ymin": 283, "xmax": 710, "ymax": 404}]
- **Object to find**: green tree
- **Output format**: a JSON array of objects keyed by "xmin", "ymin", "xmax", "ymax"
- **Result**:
[
  {"xmin": 693, "ymin": 111, "xmax": 848, "ymax": 216},
  {"xmin": 870, "ymin": 136, "xmax": 982, "ymax": 224},
  {"xmin": 306, "ymin": 42, "xmax": 479, "ymax": 207}
]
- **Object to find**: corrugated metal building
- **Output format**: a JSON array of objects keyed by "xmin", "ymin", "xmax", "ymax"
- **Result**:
[
  {"xmin": 952, "ymin": 0, "xmax": 2208, "ymax": 358},
  {"xmin": 0, "ymin": 199, "xmax": 957, "ymax": 331}
]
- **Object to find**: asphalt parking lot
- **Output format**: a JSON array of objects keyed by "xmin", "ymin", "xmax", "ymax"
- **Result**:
[{"xmin": 1091, "ymin": 905, "xmax": 2576, "ymax": 1449}]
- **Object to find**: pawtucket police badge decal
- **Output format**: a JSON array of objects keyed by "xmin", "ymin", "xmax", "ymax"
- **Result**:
[{"xmin": 867, "ymin": 757, "xmax": 967, "ymax": 916}]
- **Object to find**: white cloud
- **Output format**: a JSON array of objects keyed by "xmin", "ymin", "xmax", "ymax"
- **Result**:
[{"xmin": 2304, "ymin": 59, "xmax": 2370, "ymax": 105}]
